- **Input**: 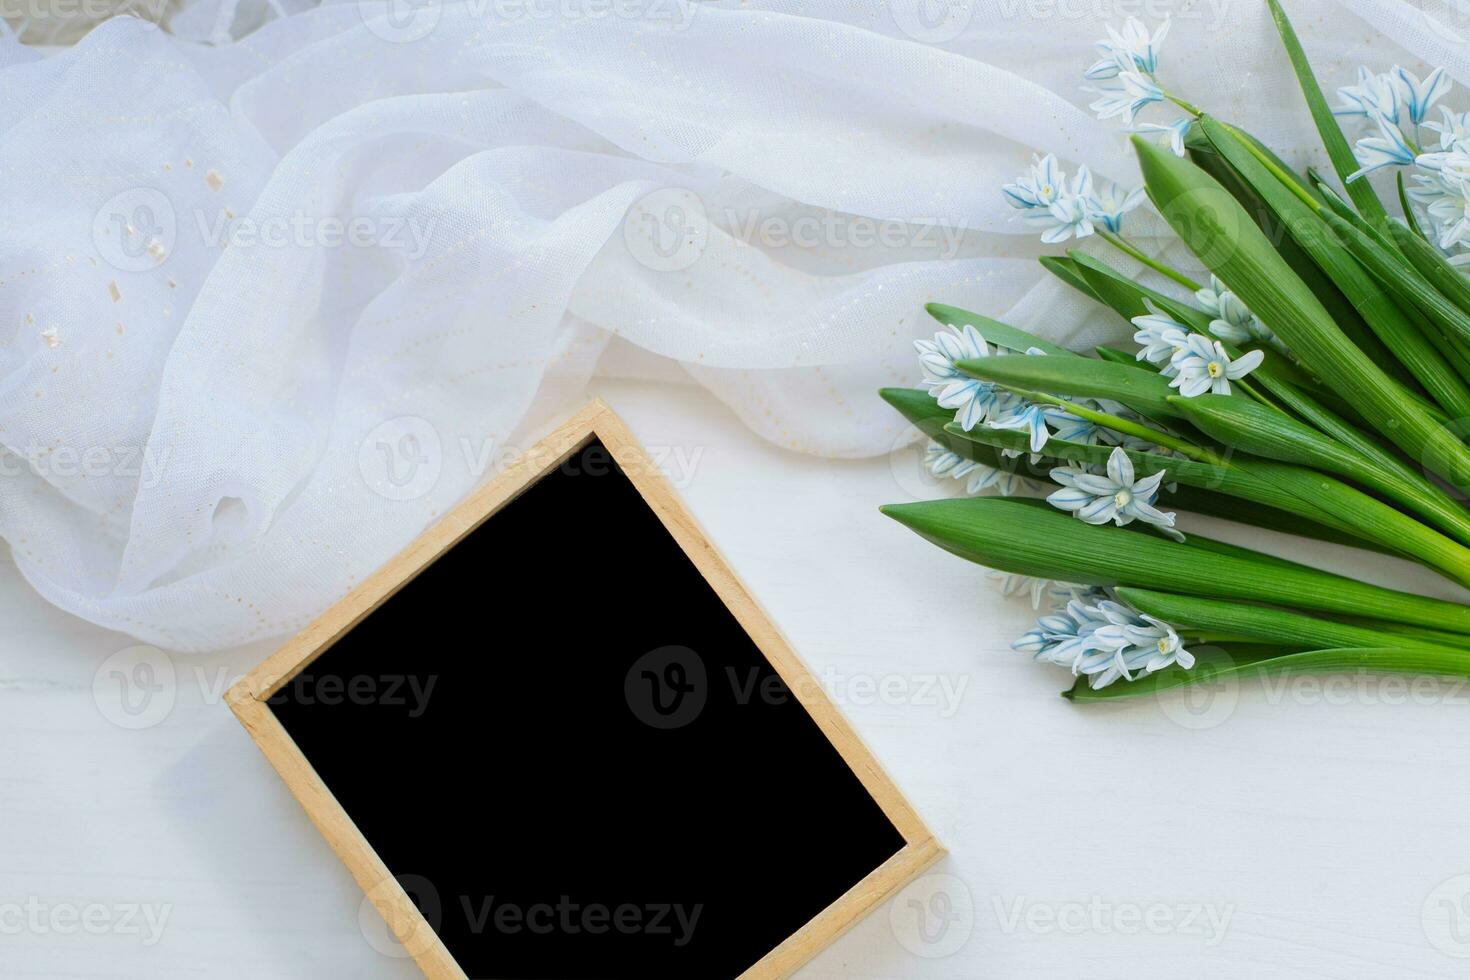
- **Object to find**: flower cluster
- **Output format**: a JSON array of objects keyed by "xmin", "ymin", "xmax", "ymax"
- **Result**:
[
  {"xmin": 915, "ymin": 324, "xmax": 1123, "ymax": 455},
  {"xmin": 886, "ymin": 2, "xmax": 1470, "ymax": 705},
  {"xmin": 1335, "ymin": 64, "xmax": 1470, "ymax": 258},
  {"xmin": 925, "ymin": 442, "xmax": 1032, "ymax": 497},
  {"xmin": 1130, "ymin": 302, "xmax": 1265, "ymax": 395},
  {"xmin": 1002, "ymin": 153, "xmax": 1144, "ymax": 243},
  {"xmin": 1337, "ymin": 66, "xmax": 1448, "ymax": 180},
  {"xmin": 1013, "ymin": 586, "xmax": 1194, "ymax": 689},
  {"xmin": 913, "ymin": 324, "xmax": 1188, "ymax": 539},
  {"xmin": 1195, "ymin": 276, "xmax": 1286, "ymax": 353},
  {"xmin": 985, "ymin": 570, "xmax": 1058, "ymax": 608},
  {"xmin": 1083, "ymin": 17, "xmax": 1193, "ymax": 158}
]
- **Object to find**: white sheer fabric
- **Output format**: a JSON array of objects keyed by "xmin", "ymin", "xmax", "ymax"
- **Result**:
[{"xmin": 0, "ymin": 0, "xmax": 1447, "ymax": 649}]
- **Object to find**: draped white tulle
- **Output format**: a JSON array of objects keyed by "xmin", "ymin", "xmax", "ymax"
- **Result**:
[{"xmin": 0, "ymin": 0, "xmax": 1450, "ymax": 649}]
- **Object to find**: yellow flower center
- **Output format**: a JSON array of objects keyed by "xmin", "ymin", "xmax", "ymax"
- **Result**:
[
  {"xmin": 1157, "ymin": 637, "xmax": 1172, "ymax": 654},
  {"xmin": 1113, "ymin": 489, "xmax": 1132, "ymax": 508},
  {"xmin": 1207, "ymin": 360, "xmax": 1224, "ymax": 378}
]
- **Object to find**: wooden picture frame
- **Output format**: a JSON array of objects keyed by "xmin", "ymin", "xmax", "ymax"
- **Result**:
[{"xmin": 227, "ymin": 398, "xmax": 944, "ymax": 979}]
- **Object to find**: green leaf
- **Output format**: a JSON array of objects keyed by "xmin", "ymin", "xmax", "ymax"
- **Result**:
[
  {"xmin": 1319, "ymin": 209, "xmax": 1470, "ymax": 350},
  {"xmin": 1163, "ymin": 484, "xmax": 1391, "ymax": 554},
  {"xmin": 1198, "ymin": 116, "xmax": 1470, "ymax": 418},
  {"xmin": 941, "ymin": 422, "xmax": 1367, "ymax": 547},
  {"xmin": 925, "ymin": 303, "xmax": 1073, "ymax": 357},
  {"xmin": 880, "ymin": 497, "xmax": 1470, "ymax": 632},
  {"xmin": 940, "ymin": 420, "xmax": 1465, "ymax": 573},
  {"xmin": 1063, "ymin": 645, "xmax": 1470, "ymax": 701},
  {"xmin": 1330, "ymin": 615, "xmax": 1470, "ymax": 650},
  {"xmin": 1168, "ymin": 393, "xmax": 1470, "ymax": 547},
  {"xmin": 1311, "ymin": 174, "xmax": 1399, "ymax": 252},
  {"xmin": 1067, "ymin": 250, "xmax": 1212, "ymax": 332},
  {"xmin": 1398, "ymin": 174, "xmax": 1430, "ymax": 242},
  {"xmin": 1096, "ymin": 345, "xmax": 1139, "ymax": 366},
  {"xmin": 1386, "ymin": 219, "xmax": 1470, "ymax": 320},
  {"xmin": 1038, "ymin": 255, "xmax": 1101, "ymax": 303},
  {"xmin": 1117, "ymin": 588, "xmax": 1450, "ymax": 651},
  {"xmin": 1190, "ymin": 138, "xmax": 1409, "ymax": 383},
  {"xmin": 1264, "ymin": 0, "xmax": 1391, "ymax": 226},
  {"xmin": 1132, "ymin": 135, "xmax": 1470, "ymax": 490},
  {"xmin": 954, "ymin": 350, "xmax": 1180, "ymax": 419}
]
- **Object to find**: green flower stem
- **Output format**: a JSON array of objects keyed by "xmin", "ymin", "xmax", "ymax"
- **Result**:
[
  {"xmin": 1165, "ymin": 92, "xmax": 1203, "ymax": 118},
  {"xmin": 1006, "ymin": 386, "xmax": 1217, "ymax": 463},
  {"xmin": 1119, "ymin": 587, "xmax": 1457, "ymax": 652},
  {"xmin": 1065, "ymin": 645, "xmax": 1470, "ymax": 702},
  {"xmin": 880, "ymin": 497, "xmax": 1470, "ymax": 633},
  {"xmin": 1097, "ymin": 230, "xmax": 1201, "ymax": 291},
  {"xmin": 1230, "ymin": 375, "xmax": 1286, "ymax": 414},
  {"xmin": 1228, "ymin": 123, "xmax": 1324, "ymax": 215}
]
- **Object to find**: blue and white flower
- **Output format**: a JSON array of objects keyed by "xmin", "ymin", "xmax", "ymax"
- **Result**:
[
  {"xmin": 1424, "ymin": 105, "xmax": 1470, "ymax": 150},
  {"xmin": 915, "ymin": 324, "xmax": 1014, "ymax": 430},
  {"xmin": 1004, "ymin": 156, "xmax": 1101, "ymax": 243},
  {"xmin": 924, "ymin": 442, "xmax": 978, "ymax": 482},
  {"xmin": 986, "ymin": 570, "xmax": 1054, "ymax": 608},
  {"xmin": 1085, "ymin": 16, "xmax": 1170, "ymax": 79},
  {"xmin": 1013, "ymin": 587, "xmax": 1193, "ymax": 688},
  {"xmin": 1079, "ymin": 610, "xmax": 1194, "ymax": 687},
  {"xmin": 1169, "ymin": 334, "xmax": 1264, "ymax": 396},
  {"xmin": 1012, "ymin": 590, "xmax": 1117, "ymax": 669},
  {"xmin": 1408, "ymin": 132, "xmax": 1470, "ymax": 250},
  {"xmin": 1004, "ymin": 155, "xmax": 1149, "ymax": 243},
  {"xmin": 1085, "ymin": 180, "xmax": 1145, "ymax": 233},
  {"xmin": 1415, "ymin": 142, "xmax": 1470, "ymax": 184},
  {"xmin": 1131, "ymin": 306, "xmax": 1189, "ymax": 375},
  {"xmin": 1195, "ymin": 275, "xmax": 1285, "ymax": 352},
  {"xmin": 1029, "ymin": 166, "xmax": 1096, "ymax": 243},
  {"xmin": 1046, "ymin": 446, "xmax": 1181, "ymax": 539},
  {"xmin": 1043, "ymin": 404, "xmax": 1109, "ymax": 445},
  {"xmin": 988, "ymin": 399, "xmax": 1054, "ymax": 454},
  {"xmin": 925, "ymin": 442, "xmax": 1032, "ymax": 497},
  {"xmin": 1088, "ymin": 66, "xmax": 1165, "ymax": 124},
  {"xmin": 1335, "ymin": 66, "xmax": 1403, "ymax": 124},
  {"xmin": 1133, "ymin": 117, "xmax": 1192, "ymax": 157},
  {"xmin": 1393, "ymin": 66, "xmax": 1452, "ymax": 127},
  {"xmin": 1100, "ymin": 614, "xmax": 1196, "ymax": 674},
  {"xmin": 1414, "ymin": 176, "xmax": 1470, "ymax": 251},
  {"xmin": 1001, "ymin": 153, "xmax": 1065, "ymax": 210},
  {"xmin": 1348, "ymin": 109, "xmax": 1417, "ymax": 181}
]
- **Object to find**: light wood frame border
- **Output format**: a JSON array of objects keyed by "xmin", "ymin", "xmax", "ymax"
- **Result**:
[{"xmin": 227, "ymin": 399, "xmax": 944, "ymax": 979}]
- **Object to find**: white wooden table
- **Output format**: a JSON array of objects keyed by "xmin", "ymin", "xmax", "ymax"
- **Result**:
[{"xmin": 5, "ymin": 380, "xmax": 1470, "ymax": 979}]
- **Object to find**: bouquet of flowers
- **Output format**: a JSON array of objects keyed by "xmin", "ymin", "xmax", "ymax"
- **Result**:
[{"xmin": 882, "ymin": 0, "xmax": 1470, "ymax": 700}]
